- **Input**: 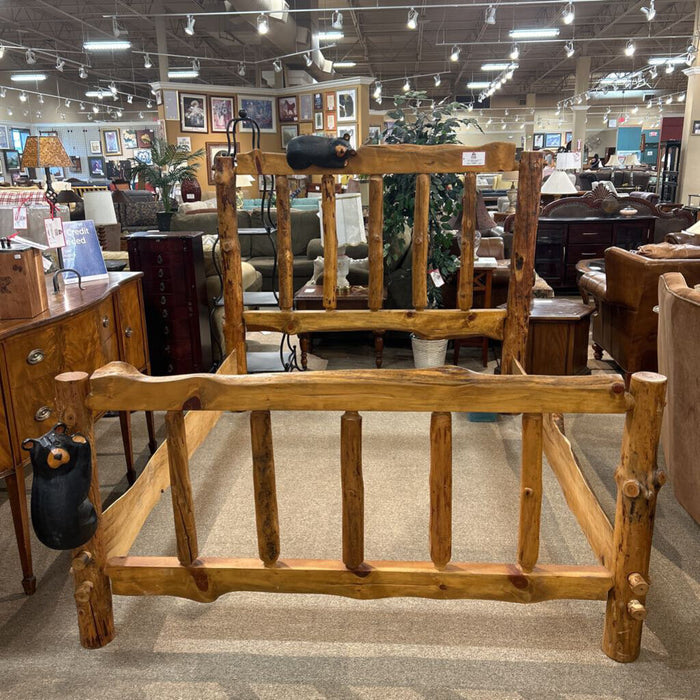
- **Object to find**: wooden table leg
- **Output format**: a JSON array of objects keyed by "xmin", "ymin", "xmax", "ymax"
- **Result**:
[
  {"xmin": 300, "ymin": 333, "xmax": 310, "ymax": 370},
  {"xmin": 5, "ymin": 465, "xmax": 35, "ymax": 594},
  {"xmin": 374, "ymin": 331, "xmax": 385, "ymax": 368},
  {"xmin": 145, "ymin": 411, "xmax": 157, "ymax": 454},
  {"xmin": 119, "ymin": 411, "xmax": 136, "ymax": 486}
]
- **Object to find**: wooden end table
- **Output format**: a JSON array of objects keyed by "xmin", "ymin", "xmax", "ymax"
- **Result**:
[{"xmin": 293, "ymin": 284, "xmax": 386, "ymax": 368}]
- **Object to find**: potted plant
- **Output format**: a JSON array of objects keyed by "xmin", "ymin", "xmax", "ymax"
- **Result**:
[{"xmin": 130, "ymin": 137, "xmax": 204, "ymax": 231}]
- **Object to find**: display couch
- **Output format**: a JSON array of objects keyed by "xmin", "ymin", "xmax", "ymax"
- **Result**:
[{"xmin": 576, "ymin": 168, "xmax": 654, "ymax": 192}]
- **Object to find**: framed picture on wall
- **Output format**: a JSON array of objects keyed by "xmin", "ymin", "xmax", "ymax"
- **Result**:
[
  {"xmin": 314, "ymin": 112, "xmax": 323, "ymax": 130},
  {"xmin": 179, "ymin": 93, "xmax": 208, "ymax": 132},
  {"xmin": 4, "ymin": 150, "xmax": 20, "ymax": 171},
  {"xmin": 693, "ymin": 120, "xmax": 700, "ymax": 135},
  {"xmin": 101, "ymin": 129, "xmax": 122, "ymax": 156},
  {"xmin": 10, "ymin": 128, "xmax": 31, "ymax": 152},
  {"xmin": 87, "ymin": 156, "xmax": 106, "ymax": 177},
  {"xmin": 545, "ymin": 133, "xmax": 562, "ymax": 149},
  {"xmin": 368, "ymin": 125, "xmax": 381, "ymax": 143},
  {"xmin": 314, "ymin": 92, "xmax": 323, "ymax": 110},
  {"xmin": 39, "ymin": 130, "xmax": 58, "ymax": 137},
  {"xmin": 69, "ymin": 156, "xmax": 82, "ymax": 173},
  {"xmin": 0, "ymin": 126, "xmax": 8, "ymax": 150},
  {"xmin": 533, "ymin": 133, "xmax": 545, "ymax": 150},
  {"xmin": 278, "ymin": 95, "xmax": 298, "ymax": 123},
  {"xmin": 337, "ymin": 88, "xmax": 356, "ymax": 122},
  {"xmin": 134, "ymin": 150, "xmax": 152, "ymax": 165},
  {"xmin": 337, "ymin": 125, "xmax": 357, "ymax": 149},
  {"xmin": 136, "ymin": 129, "xmax": 155, "ymax": 149},
  {"xmin": 299, "ymin": 93, "xmax": 313, "ymax": 121},
  {"xmin": 210, "ymin": 95, "xmax": 235, "ymax": 133},
  {"xmin": 281, "ymin": 124, "xmax": 298, "ymax": 150},
  {"xmin": 177, "ymin": 136, "xmax": 192, "ymax": 150},
  {"xmin": 325, "ymin": 92, "xmax": 335, "ymax": 112},
  {"xmin": 121, "ymin": 129, "xmax": 137, "ymax": 150},
  {"xmin": 205, "ymin": 142, "xmax": 228, "ymax": 185},
  {"xmin": 565, "ymin": 131, "xmax": 573, "ymax": 145},
  {"xmin": 238, "ymin": 95, "xmax": 276, "ymax": 132},
  {"xmin": 299, "ymin": 122, "xmax": 313, "ymax": 135},
  {"xmin": 89, "ymin": 140, "xmax": 102, "ymax": 154},
  {"xmin": 326, "ymin": 113, "xmax": 336, "ymax": 130}
]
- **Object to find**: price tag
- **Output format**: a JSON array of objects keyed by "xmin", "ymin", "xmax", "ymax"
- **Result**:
[
  {"xmin": 462, "ymin": 151, "xmax": 486, "ymax": 166},
  {"xmin": 429, "ymin": 269, "xmax": 445, "ymax": 288},
  {"xmin": 44, "ymin": 217, "xmax": 66, "ymax": 248},
  {"xmin": 13, "ymin": 207, "xmax": 27, "ymax": 229}
]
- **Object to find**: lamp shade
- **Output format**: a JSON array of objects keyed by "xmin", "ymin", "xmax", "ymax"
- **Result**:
[
  {"xmin": 541, "ymin": 170, "xmax": 578, "ymax": 195},
  {"xmin": 624, "ymin": 153, "xmax": 642, "ymax": 167},
  {"xmin": 236, "ymin": 174, "xmax": 255, "ymax": 188},
  {"xmin": 318, "ymin": 193, "xmax": 366, "ymax": 246},
  {"xmin": 20, "ymin": 136, "xmax": 71, "ymax": 169},
  {"xmin": 83, "ymin": 190, "xmax": 118, "ymax": 226}
]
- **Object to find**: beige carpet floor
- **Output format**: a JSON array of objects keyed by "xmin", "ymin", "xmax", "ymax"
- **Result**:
[{"xmin": 1, "ymin": 341, "xmax": 699, "ymax": 699}]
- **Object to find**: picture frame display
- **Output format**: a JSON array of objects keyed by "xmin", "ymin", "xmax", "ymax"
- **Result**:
[
  {"xmin": 238, "ymin": 95, "xmax": 276, "ymax": 132},
  {"xmin": 299, "ymin": 122, "xmax": 313, "ymax": 136},
  {"xmin": 325, "ymin": 92, "xmax": 335, "ymax": 112},
  {"xmin": 136, "ymin": 129, "xmax": 155, "ymax": 149},
  {"xmin": 281, "ymin": 124, "xmax": 299, "ymax": 150},
  {"xmin": 89, "ymin": 140, "xmax": 102, "ymax": 155},
  {"xmin": 565, "ymin": 131, "xmax": 573, "ymax": 145},
  {"xmin": 134, "ymin": 150, "xmax": 152, "ymax": 165},
  {"xmin": 179, "ymin": 93, "xmax": 208, "ymax": 132},
  {"xmin": 326, "ymin": 113, "xmax": 336, "ymax": 130},
  {"xmin": 205, "ymin": 142, "xmax": 229, "ymax": 186},
  {"xmin": 336, "ymin": 88, "xmax": 356, "ymax": 122},
  {"xmin": 544, "ymin": 133, "xmax": 562, "ymax": 149},
  {"xmin": 533, "ymin": 133, "xmax": 544, "ymax": 150},
  {"xmin": 121, "ymin": 128, "xmax": 137, "ymax": 150},
  {"xmin": 314, "ymin": 112, "xmax": 324, "ymax": 130},
  {"xmin": 4, "ymin": 150, "xmax": 20, "ymax": 171},
  {"xmin": 278, "ymin": 95, "xmax": 298, "ymax": 123},
  {"xmin": 314, "ymin": 93, "xmax": 323, "ymax": 111},
  {"xmin": 87, "ymin": 155, "xmax": 106, "ymax": 177},
  {"xmin": 299, "ymin": 93, "xmax": 313, "ymax": 121},
  {"xmin": 368, "ymin": 125, "xmax": 381, "ymax": 143},
  {"xmin": 337, "ymin": 124, "xmax": 357, "ymax": 150},
  {"xmin": 693, "ymin": 120, "xmax": 700, "ymax": 136},
  {"xmin": 0, "ymin": 126, "xmax": 8, "ymax": 150},
  {"xmin": 102, "ymin": 129, "xmax": 122, "ymax": 156},
  {"xmin": 69, "ymin": 156, "xmax": 82, "ymax": 173},
  {"xmin": 177, "ymin": 136, "xmax": 192, "ymax": 151},
  {"xmin": 210, "ymin": 95, "xmax": 235, "ymax": 133},
  {"xmin": 10, "ymin": 128, "xmax": 31, "ymax": 152}
]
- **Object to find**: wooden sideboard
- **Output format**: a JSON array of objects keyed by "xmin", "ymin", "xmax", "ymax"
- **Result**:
[
  {"xmin": 0, "ymin": 272, "xmax": 150, "ymax": 594},
  {"xmin": 535, "ymin": 216, "xmax": 655, "ymax": 289}
]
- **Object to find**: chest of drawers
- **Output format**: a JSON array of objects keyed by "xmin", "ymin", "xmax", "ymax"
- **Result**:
[{"xmin": 127, "ymin": 231, "xmax": 212, "ymax": 376}]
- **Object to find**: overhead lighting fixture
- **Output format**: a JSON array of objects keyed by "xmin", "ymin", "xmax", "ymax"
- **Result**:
[
  {"xmin": 127, "ymin": 94, "xmax": 133, "ymax": 104},
  {"xmin": 407, "ymin": 7, "xmax": 418, "ymax": 30},
  {"xmin": 561, "ymin": 2, "xmax": 575, "ymax": 25},
  {"xmin": 501, "ymin": 121, "xmax": 507, "ymax": 130},
  {"xmin": 37, "ymin": 94, "xmax": 44, "ymax": 104},
  {"xmin": 184, "ymin": 14, "xmax": 195, "ymax": 36},
  {"xmin": 403, "ymin": 78, "xmax": 411, "ymax": 92},
  {"xmin": 467, "ymin": 103, "xmax": 473, "ymax": 111},
  {"xmin": 112, "ymin": 16, "xmax": 127, "ymax": 38},
  {"xmin": 144, "ymin": 53, "xmax": 152, "ymax": 69},
  {"xmin": 645, "ymin": 100, "xmax": 653, "ymax": 109},
  {"xmin": 10, "ymin": 73, "xmax": 47, "ymax": 82},
  {"xmin": 624, "ymin": 40, "xmax": 635, "ymax": 57},
  {"xmin": 304, "ymin": 52, "xmax": 313, "ymax": 67},
  {"xmin": 434, "ymin": 74, "xmax": 441, "ymax": 86},
  {"xmin": 55, "ymin": 57, "xmax": 65, "ymax": 72},
  {"xmin": 565, "ymin": 41, "xmax": 575, "ymax": 58},
  {"xmin": 631, "ymin": 105, "xmax": 639, "ymax": 114},
  {"xmin": 79, "ymin": 65, "xmax": 88, "ymax": 79},
  {"xmin": 92, "ymin": 104, "xmax": 99, "ymax": 113},
  {"xmin": 117, "ymin": 108, "xmax": 123, "ymax": 117},
  {"xmin": 331, "ymin": 10, "xmax": 343, "ymax": 30},
  {"xmin": 0, "ymin": 44, "xmax": 5, "ymax": 59},
  {"xmin": 65, "ymin": 99, "xmax": 71, "ymax": 108},
  {"xmin": 139, "ymin": 111, "xmax": 144, "ymax": 119},
  {"xmin": 485, "ymin": 5, "xmax": 496, "ymax": 25},
  {"xmin": 649, "ymin": 65, "xmax": 658, "ymax": 79},
  {"xmin": 83, "ymin": 40, "xmax": 132, "ymax": 51},
  {"xmin": 333, "ymin": 61, "xmax": 356, "ymax": 68},
  {"xmin": 79, "ymin": 102, "xmax": 85, "ymax": 110},
  {"xmin": 467, "ymin": 81, "xmax": 491, "ymax": 89},
  {"xmin": 678, "ymin": 92, "xmax": 686, "ymax": 102},
  {"xmin": 25, "ymin": 49, "xmax": 37, "ymax": 64},
  {"xmin": 167, "ymin": 68, "xmax": 200, "ymax": 78},
  {"xmin": 641, "ymin": 0, "xmax": 656, "ymax": 21},
  {"xmin": 273, "ymin": 59, "xmax": 282, "ymax": 73},
  {"xmin": 665, "ymin": 94, "xmax": 673, "ymax": 104},
  {"xmin": 649, "ymin": 56, "xmax": 687, "ymax": 65},
  {"xmin": 238, "ymin": 62, "xmax": 246, "ymax": 76},
  {"xmin": 373, "ymin": 81, "xmax": 382, "ymax": 99},
  {"xmin": 509, "ymin": 43, "xmax": 520, "ymax": 60},
  {"xmin": 450, "ymin": 45, "xmax": 461, "ymax": 62},
  {"xmin": 509, "ymin": 28, "xmax": 560, "ymax": 39},
  {"xmin": 146, "ymin": 99, "xmax": 153, "ymax": 108},
  {"xmin": 317, "ymin": 30, "xmax": 343, "ymax": 40},
  {"xmin": 257, "ymin": 13, "xmax": 269, "ymax": 34},
  {"xmin": 481, "ymin": 62, "xmax": 511, "ymax": 71},
  {"xmin": 6, "ymin": 108, "xmax": 12, "ymax": 116},
  {"xmin": 18, "ymin": 91, "xmax": 27, "ymax": 102},
  {"xmin": 109, "ymin": 81, "xmax": 118, "ymax": 95},
  {"xmin": 665, "ymin": 62, "xmax": 675, "ymax": 74}
]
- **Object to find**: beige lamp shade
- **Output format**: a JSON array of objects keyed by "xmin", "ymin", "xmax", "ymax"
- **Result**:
[
  {"xmin": 541, "ymin": 170, "xmax": 578, "ymax": 195},
  {"xmin": 20, "ymin": 136, "xmax": 72, "ymax": 169},
  {"xmin": 624, "ymin": 153, "xmax": 642, "ymax": 167},
  {"xmin": 83, "ymin": 190, "xmax": 118, "ymax": 226},
  {"xmin": 236, "ymin": 174, "xmax": 255, "ymax": 188}
]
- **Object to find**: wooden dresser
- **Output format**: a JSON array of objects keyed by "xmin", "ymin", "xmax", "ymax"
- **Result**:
[
  {"xmin": 0, "ymin": 272, "xmax": 149, "ymax": 594},
  {"xmin": 127, "ymin": 231, "xmax": 212, "ymax": 376}
]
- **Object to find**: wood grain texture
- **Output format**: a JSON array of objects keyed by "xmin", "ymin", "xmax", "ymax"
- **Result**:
[
  {"xmin": 234, "ymin": 143, "xmax": 517, "ymax": 176},
  {"xmin": 55, "ymin": 372, "xmax": 114, "ymax": 649},
  {"xmin": 106, "ymin": 557, "xmax": 612, "ymax": 604},
  {"xmin": 165, "ymin": 411, "xmax": 199, "ymax": 566},
  {"xmin": 87, "ymin": 361, "xmax": 630, "ymax": 414},
  {"xmin": 250, "ymin": 411, "xmax": 280, "ymax": 566},
  {"xmin": 517, "ymin": 413, "xmax": 543, "ymax": 572},
  {"xmin": 603, "ymin": 372, "xmax": 667, "ymax": 663},
  {"xmin": 275, "ymin": 175, "xmax": 294, "ymax": 311},
  {"xmin": 245, "ymin": 309, "xmax": 507, "ymax": 340},
  {"xmin": 412, "ymin": 173, "xmax": 430, "ymax": 311},
  {"xmin": 368, "ymin": 175, "xmax": 384, "ymax": 312},
  {"xmin": 501, "ymin": 151, "xmax": 544, "ymax": 374},
  {"xmin": 542, "ymin": 413, "xmax": 614, "ymax": 569},
  {"xmin": 215, "ymin": 157, "xmax": 246, "ymax": 373},
  {"xmin": 321, "ymin": 174, "xmax": 337, "ymax": 310},
  {"xmin": 340, "ymin": 411, "xmax": 364, "ymax": 570},
  {"xmin": 430, "ymin": 412, "xmax": 452, "ymax": 570},
  {"xmin": 458, "ymin": 173, "xmax": 476, "ymax": 311}
]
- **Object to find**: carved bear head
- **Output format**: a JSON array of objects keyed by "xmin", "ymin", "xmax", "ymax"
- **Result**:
[{"xmin": 22, "ymin": 423, "xmax": 90, "ymax": 478}]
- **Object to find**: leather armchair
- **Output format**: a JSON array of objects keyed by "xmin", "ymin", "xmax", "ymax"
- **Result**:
[
  {"xmin": 577, "ymin": 246, "xmax": 700, "ymax": 379},
  {"xmin": 658, "ymin": 272, "xmax": 700, "ymax": 523}
]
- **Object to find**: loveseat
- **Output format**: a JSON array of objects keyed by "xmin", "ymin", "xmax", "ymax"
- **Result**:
[{"xmin": 575, "ymin": 169, "xmax": 654, "ymax": 192}]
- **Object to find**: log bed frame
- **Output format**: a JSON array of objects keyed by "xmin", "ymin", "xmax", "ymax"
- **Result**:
[{"xmin": 54, "ymin": 143, "xmax": 666, "ymax": 663}]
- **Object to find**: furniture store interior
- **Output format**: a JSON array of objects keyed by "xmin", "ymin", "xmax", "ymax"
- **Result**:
[{"xmin": 1, "ymin": 1, "xmax": 699, "ymax": 698}]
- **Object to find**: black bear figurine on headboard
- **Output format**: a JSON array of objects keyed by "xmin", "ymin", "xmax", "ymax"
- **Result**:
[
  {"xmin": 285, "ymin": 134, "xmax": 357, "ymax": 170},
  {"xmin": 22, "ymin": 423, "xmax": 97, "ymax": 550}
]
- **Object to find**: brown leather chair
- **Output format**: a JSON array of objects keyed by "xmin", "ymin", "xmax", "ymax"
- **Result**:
[
  {"xmin": 658, "ymin": 272, "xmax": 700, "ymax": 523},
  {"xmin": 578, "ymin": 246, "xmax": 700, "ymax": 379}
]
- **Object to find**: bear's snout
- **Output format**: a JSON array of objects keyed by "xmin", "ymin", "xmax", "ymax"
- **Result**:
[{"xmin": 47, "ymin": 448, "xmax": 70, "ymax": 469}]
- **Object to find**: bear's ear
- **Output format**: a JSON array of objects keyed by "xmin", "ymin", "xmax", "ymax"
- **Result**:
[
  {"xmin": 342, "ymin": 133, "xmax": 351, "ymax": 142},
  {"xmin": 71, "ymin": 433, "xmax": 87, "ymax": 445},
  {"xmin": 21, "ymin": 438, "xmax": 35, "ymax": 451},
  {"xmin": 53, "ymin": 423, "xmax": 68, "ymax": 434}
]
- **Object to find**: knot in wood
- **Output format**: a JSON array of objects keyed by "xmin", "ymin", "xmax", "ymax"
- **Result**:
[{"xmin": 622, "ymin": 479, "xmax": 642, "ymax": 498}]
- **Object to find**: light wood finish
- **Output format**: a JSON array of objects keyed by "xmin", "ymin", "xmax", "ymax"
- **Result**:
[
  {"xmin": 543, "ymin": 413, "xmax": 614, "ymax": 568},
  {"xmin": 603, "ymin": 372, "xmax": 667, "ymax": 663},
  {"xmin": 412, "ymin": 173, "xmax": 430, "ymax": 311},
  {"xmin": 501, "ymin": 152, "xmax": 544, "ymax": 374},
  {"xmin": 275, "ymin": 175, "xmax": 294, "ymax": 311},
  {"xmin": 215, "ymin": 157, "xmax": 246, "ymax": 373},
  {"xmin": 627, "ymin": 572, "xmax": 649, "ymax": 597},
  {"xmin": 517, "ymin": 414, "xmax": 543, "ymax": 572},
  {"xmin": 87, "ymin": 362, "xmax": 631, "ymax": 415},
  {"xmin": 250, "ymin": 410, "xmax": 280, "ymax": 566},
  {"xmin": 245, "ymin": 308, "xmax": 507, "ymax": 340},
  {"xmin": 234, "ymin": 143, "xmax": 517, "ymax": 176},
  {"xmin": 164, "ymin": 411, "xmax": 199, "ymax": 566},
  {"xmin": 340, "ymin": 411, "xmax": 364, "ymax": 570},
  {"xmin": 0, "ymin": 246, "xmax": 48, "ymax": 320},
  {"xmin": 55, "ymin": 371, "xmax": 115, "ymax": 649},
  {"xmin": 429, "ymin": 412, "xmax": 452, "ymax": 570},
  {"xmin": 626, "ymin": 599, "xmax": 647, "ymax": 621},
  {"xmin": 458, "ymin": 173, "xmax": 477, "ymax": 311},
  {"xmin": 321, "ymin": 174, "xmax": 337, "ymax": 310},
  {"xmin": 107, "ymin": 557, "xmax": 612, "ymax": 604},
  {"xmin": 368, "ymin": 175, "xmax": 384, "ymax": 311}
]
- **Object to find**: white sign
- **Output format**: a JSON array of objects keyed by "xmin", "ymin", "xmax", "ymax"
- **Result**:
[
  {"xmin": 12, "ymin": 207, "xmax": 27, "ymax": 230},
  {"xmin": 462, "ymin": 151, "xmax": 486, "ymax": 166},
  {"xmin": 44, "ymin": 217, "xmax": 66, "ymax": 248},
  {"xmin": 556, "ymin": 152, "xmax": 582, "ymax": 170},
  {"xmin": 429, "ymin": 269, "xmax": 445, "ymax": 288}
]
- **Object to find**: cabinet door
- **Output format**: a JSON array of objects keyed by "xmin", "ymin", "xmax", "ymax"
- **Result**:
[{"xmin": 117, "ymin": 279, "xmax": 148, "ymax": 370}]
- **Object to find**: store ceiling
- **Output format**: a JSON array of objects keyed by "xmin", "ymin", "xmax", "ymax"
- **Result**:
[{"xmin": 0, "ymin": 0, "xmax": 695, "ymax": 111}]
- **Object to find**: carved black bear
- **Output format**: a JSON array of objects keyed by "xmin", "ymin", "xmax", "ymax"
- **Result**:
[
  {"xmin": 22, "ymin": 423, "xmax": 97, "ymax": 550},
  {"xmin": 285, "ymin": 134, "xmax": 357, "ymax": 170}
]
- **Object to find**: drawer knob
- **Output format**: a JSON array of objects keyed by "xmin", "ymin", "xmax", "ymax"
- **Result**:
[
  {"xmin": 159, "ymin": 282, "xmax": 165, "ymax": 292},
  {"xmin": 158, "ymin": 269, "xmax": 164, "ymax": 278},
  {"xmin": 160, "ymin": 295, "xmax": 166, "ymax": 305},
  {"xmin": 26, "ymin": 348, "xmax": 45, "ymax": 365},
  {"xmin": 162, "ymin": 309, "xmax": 168, "ymax": 319},
  {"xmin": 35, "ymin": 405, "xmax": 52, "ymax": 422},
  {"xmin": 156, "ymin": 254, "xmax": 163, "ymax": 264},
  {"xmin": 124, "ymin": 326, "xmax": 134, "ymax": 338},
  {"xmin": 102, "ymin": 315, "xmax": 110, "ymax": 328}
]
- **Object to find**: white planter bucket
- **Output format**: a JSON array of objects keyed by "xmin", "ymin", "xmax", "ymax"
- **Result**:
[{"xmin": 411, "ymin": 335, "xmax": 448, "ymax": 368}]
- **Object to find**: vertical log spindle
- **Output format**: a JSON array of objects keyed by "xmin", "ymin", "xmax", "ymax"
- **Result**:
[
  {"xmin": 412, "ymin": 173, "xmax": 430, "ymax": 311},
  {"xmin": 458, "ymin": 172, "xmax": 477, "ymax": 311},
  {"xmin": 275, "ymin": 175, "xmax": 294, "ymax": 311},
  {"xmin": 368, "ymin": 175, "xmax": 384, "ymax": 312},
  {"xmin": 341, "ymin": 411, "xmax": 364, "ymax": 569},
  {"xmin": 429, "ymin": 411, "xmax": 452, "ymax": 570},
  {"xmin": 517, "ymin": 413, "xmax": 543, "ymax": 572},
  {"xmin": 321, "ymin": 174, "xmax": 337, "ymax": 310}
]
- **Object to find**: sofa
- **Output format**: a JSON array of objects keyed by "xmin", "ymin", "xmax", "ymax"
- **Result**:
[
  {"xmin": 577, "ymin": 245, "xmax": 700, "ymax": 379},
  {"xmin": 576, "ymin": 168, "xmax": 654, "ymax": 192},
  {"xmin": 657, "ymin": 272, "xmax": 700, "ymax": 524}
]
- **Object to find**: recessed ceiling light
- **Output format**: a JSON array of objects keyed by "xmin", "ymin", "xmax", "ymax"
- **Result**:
[
  {"xmin": 83, "ymin": 40, "xmax": 132, "ymax": 51},
  {"xmin": 509, "ymin": 28, "xmax": 560, "ymax": 39}
]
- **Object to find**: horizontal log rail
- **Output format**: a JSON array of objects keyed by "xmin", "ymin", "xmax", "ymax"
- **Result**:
[
  {"xmin": 244, "ymin": 309, "xmax": 507, "ymax": 340},
  {"xmin": 106, "ymin": 556, "xmax": 613, "ymax": 604},
  {"xmin": 87, "ymin": 362, "xmax": 631, "ymax": 415}
]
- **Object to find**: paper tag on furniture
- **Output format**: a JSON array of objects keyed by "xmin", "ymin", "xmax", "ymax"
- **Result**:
[
  {"xmin": 13, "ymin": 207, "xmax": 27, "ymax": 229},
  {"xmin": 44, "ymin": 217, "xmax": 66, "ymax": 248},
  {"xmin": 462, "ymin": 151, "xmax": 486, "ymax": 167}
]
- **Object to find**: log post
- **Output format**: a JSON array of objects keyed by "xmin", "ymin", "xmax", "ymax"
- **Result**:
[
  {"xmin": 412, "ymin": 173, "xmax": 430, "ymax": 311},
  {"xmin": 458, "ymin": 172, "xmax": 476, "ymax": 311},
  {"xmin": 602, "ymin": 371, "xmax": 667, "ymax": 663},
  {"xmin": 517, "ymin": 413, "xmax": 543, "ymax": 571},
  {"xmin": 164, "ymin": 411, "xmax": 198, "ymax": 566},
  {"xmin": 340, "ymin": 411, "xmax": 364, "ymax": 569},
  {"xmin": 429, "ymin": 411, "xmax": 452, "ymax": 569},
  {"xmin": 215, "ymin": 156, "xmax": 247, "ymax": 374},
  {"xmin": 321, "ymin": 174, "xmax": 337, "ymax": 310},
  {"xmin": 55, "ymin": 371, "xmax": 115, "ymax": 649},
  {"xmin": 250, "ymin": 411, "xmax": 280, "ymax": 566},
  {"xmin": 275, "ymin": 175, "xmax": 294, "ymax": 311},
  {"xmin": 368, "ymin": 175, "xmax": 384, "ymax": 312}
]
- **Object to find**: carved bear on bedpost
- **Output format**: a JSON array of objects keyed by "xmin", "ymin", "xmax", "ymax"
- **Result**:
[
  {"xmin": 285, "ymin": 134, "xmax": 357, "ymax": 170},
  {"xmin": 22, "ymin": 423, "xmax": 97, "ymax": 550}
]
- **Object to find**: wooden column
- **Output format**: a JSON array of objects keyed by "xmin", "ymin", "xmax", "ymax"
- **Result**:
[
  {"xmin": 368, "ymin": 175, "xmax": 384, "ymax": 312},
  {"xmin": 517, "ymin": 413, "xmax": 543, "ymax": 572},
  {"xmin": 429, "ymin": 411, "xmax": 452, "ymax": 569},
  {"xmin": 215, "ymin": 157, "xmax": 247, "ymax": 373},
  {"xmin": 412, "ymin": 173, "xmax": 430, "ymax": 311},
  {"xmin": 603, "ymin": 372, "xmax": 667, "ymax": 663},
  {"xmin": 165, "ymin": 410, "xmax": 198, "ymax": 566},
  {"xmin": 321, "ymin": 174, "xmax": 337, "ymax": 310},
  {"xmin": 458, "ymin": 172, "xmax": 477, "ymax": 311},
  {"xmin": 275, "ymin": 175, "xmax": 294, "ymax": 311},
  {"xmin": 501, "ymin": 151, "xmax": 543, "ymax": 375},
  {"xmin": 55, "ymin": 371, "xmax": 115, "ymax": 649},
  {"xmin": 250, "ymin": 410, "xmax": 280, "ymax": 566},
  {"xmin": 341, "ymin": 411, "xmax": 364, "ymax": 569}
]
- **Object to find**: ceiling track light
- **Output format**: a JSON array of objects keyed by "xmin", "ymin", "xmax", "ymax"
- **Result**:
[
  {"xmin": 509, "ymin": 43, "xmax": 520, "ymax": 60},
  {"xmin": 79, "ymin": 65, "xmax": 87, "ymax": 79},
  {"xmin": 331, "ymin": 10, "xmax": 343, "ymax": 30},
  {"xmin": 238, "ymin": 62, "xmax": 246, "ymax": 76},
  {"xmin": 79, "ymin": 102, "xmax": 85, "ymax": 110},
  {"xmin": 450, "ymin": 45, "xmax": 461, "ymax": 62},
  {"xmin": 403, "ymin": 78, "xmax": 411, "ymax": 92},
  {"xmin": 144, "ymin": 53, "xmax": 152, "ymax": 69},
  {"xmin": 407, "ymin": 7, "xmax": 418, "ymax": 30},
  {"xmin": 25, "ymin": 48, "xmax": 36, "ymax": 64},
  {"xmin": 65, "ymin": 99, "xmax": 71, "ymax": 108},
  {"xmin": 434, "ymin": 74, "xmax": 441, "ymax": 87},
  {"xmin": 565, "ymin": 41, "xmax": 575, "ymax": 58},
  {"xmin": 678, "ymin": 92, "xmax": 686, "ymax": 102},
  {"xmin": 561, "ymin": 2, "xmax": 574, "ymax": 25},
  {"xmin": 127, "ymin": 94, "xmax": 133, "ymax": 104},
  {"xmin": 257, "ymin": 13, "xmax": 269, "ymax": 35},
  {"xmin": 649, "ymin": 66, "xmax": 658, "ymax": 79},
  {"xmin": 641, "ymin": 0, "xmax": 656, "ymax": 21},
  {"xmin": 38, "ymin": 94, "xmax": 44, "ymax": 104},
  {"xmin": 92, "ymin": 104, "xmax": 99, "ymax": 113},
  {"xmin": 485, "ymin": 5, "xmax": 496, "ymax": 25},
  {"xmin": 373, "ymin": 81, "xmax": 382, "ymax": 99},
  {"xmin": 109, "ymin": 81, "xmax": 117, "ymax": 95},
  {"xmin": 18, "ymin": 91, "xmax": 27, "ymax": 102},
  {"xmin": 665, "ymin": 95, "xmax": 673, "ymax": 104},
  {"xmin": 625, "ymin": 40, "xmax": 635, "ymax": 57},
  {"xmin": 184, "ymin": 14, "xmax": 195, "ymax": 36},
  {"xmin": 139, "ymin": 111, "xmax": 144, "ymax": 119},
  {"xmin": 56, "ymin": 57, "xmax": 65, "ymax": 72},
  {"xmin": 146, "ymin": 99, "xmax": 153, "ymax": 108},
  {"xmin": 0, "ymin": 43, "xmax": 4, "ymax": 60},
  {"xmin": 304, "ymin": 52, "xmax": 313, "ymax": 67},
  {"xmin": 273, "ymin": 58, "xmax": 282, "ymax": 73},
  {"xmin": 665, "ymin": 61, "xmax": 674, "ymax": 74}
]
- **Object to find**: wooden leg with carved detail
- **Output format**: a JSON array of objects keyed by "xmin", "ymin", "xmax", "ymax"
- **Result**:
[{"xmin": 5, "ymin": 465, "xmax": 35, "ymax": 594}]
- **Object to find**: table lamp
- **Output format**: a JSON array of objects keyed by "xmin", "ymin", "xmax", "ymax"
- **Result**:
[
  {"xmin": 83, "ymin": 190, "xmax": 120, "ymax": 249},
  {"xmin": 624, "ymin": 153, "xmax": 642, "ymax": 167},
  {"xmin": 20, "ymin": 136, "xmax": 72, "ymax": 207},
  {"xmin": 541, "ymin": 170, "xmax": 578, "ymax": 195}
]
